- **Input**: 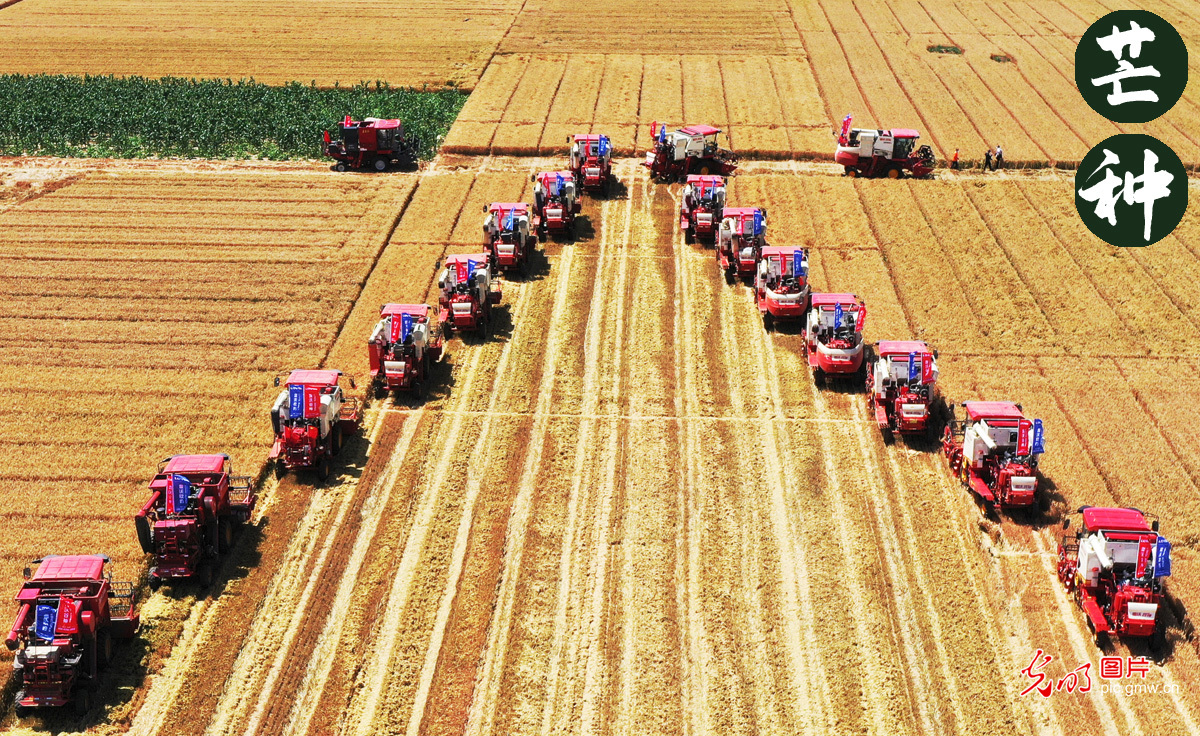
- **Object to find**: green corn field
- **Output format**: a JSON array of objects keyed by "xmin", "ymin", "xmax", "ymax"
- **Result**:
[{"xmin": 0, "ymin": 75, "xmax": 466, "ymax": 161}]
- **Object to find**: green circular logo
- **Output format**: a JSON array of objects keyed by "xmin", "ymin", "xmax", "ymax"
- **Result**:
[
  {"xmin": 1076, "ymin": 10, "xmax": 1188, "ymax": 123},
  {"xmin": 1075, "ymin": 134, "xmax": 1187, "ymax": 247}
]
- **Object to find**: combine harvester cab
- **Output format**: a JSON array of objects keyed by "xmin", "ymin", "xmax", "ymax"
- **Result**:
[
  {"xmin": 803, "ymin": 293, "xmax": 867, "ymax": 383},
  {"xmin": 135, "ymin": 454, "xmax": 255, "ymax": 588},
  {"xmin": 755, "ymin": 247, "xmax": 810, "ymax": 329},
  {"xmin": 530, "ymin": 172, "xmax": 581, "ymax": 239},
  {"xmin": 269, "ymin": 370, "xmax": 361, "ymax": 482},
  {"xmin": 642, "ymin": 123, "xmax": 738, "ymax": 182},
  {"xmin": 866, "ymin": 341, "xmax": 939, "ymax": 442},
  {"xmin": 323, "ymin": 115, "xmax": 419, "ymax": 172},
  {"xmin": 7, "ymin": 555, "xmax": 139, "ymax": 716},
  {"xmin": 369, "ymin": 304, "xmax": 444, "ymax": 399},
  {"xmin": 438, "ymin": 254, "xmax": 502, "ymax": 337},
  {"xmin": 679, "ymin": 175, "xmax": 726, "ymax": 244},
  {"xmin": 1058, "ymin": 507, "xmax": 1170, "ymax": 653},
  {"xmin": 568, "ymin": 134, "xmax": 614, "ymax": 194},
  {"xmin": 833, "ymin": 114, "xmax": 935, "ymax": 179},
  {"xmin": 941, "ymin": 401, "xmax": 1045, "ymax": 513},
  {"xmin": 483, "ymin": 203, "xmax": 536, "ymax": 273},
  {"xmin": 716, "ymin": 206, "xmax": 767, "ymax": 281}
]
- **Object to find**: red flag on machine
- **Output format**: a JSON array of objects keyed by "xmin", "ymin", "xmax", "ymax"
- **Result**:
[
  {"xmin": 921, "ymin": 353, "xmax": 933, "ymax": 383},
  {"xmin": 389, "ymin": 315, "xmax": 403, "ymax": 343},
  {"xmin": 455, "ymin": 260, "xmax": 469, "ymax": 284},
  {"xmin": 55, "ymin": 596, "xmax": 79, "ymax": 635},
  {"xmin": 838, "ymin": 114, "xmax": 853, "ymax": 145},
  {"xmin": 856, "ymin": 303, "xmax": 867, "ymax": 332},
  {"xmin": 303, "ymin": 385, "xmax": 321, "ymax": 418},
  {"xmin": 1136, "ymin": 536, "xmax": 1152, "ymax": 578},
  {"xmin": 1017, "ymin": 418, "xmax": 1032, "ymax": 455}
]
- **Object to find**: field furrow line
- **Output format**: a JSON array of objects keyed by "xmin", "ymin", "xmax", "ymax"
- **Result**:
[
  {"xmin": 669, "ymin": 184, "xmax": 709, "ymax": 736},
  {"xmin": 274, "ymin": 407, "xmax": 428, "ymax": 736},
  {"xmin": 461, "ymin": 238, "xmax": 583, "ymax": 736},
  {"xmin": 1029, "ymin": 533, "xmax": 1145, "ymax": 736},
  {"xmin": 714, "ymin": 275, "xmax": 818, "ymax": 736},
  {"xmin": 349, "ymin": 268, "xmax": 542, "ymax": 736},
  {"xmin": 577, "ymin": 180, "xmax": 634, "ymax": 736},
  {"xmin": 537, "ymin": 175, "xmax": 627, "ymax": 736},
  {"xmin": 204, "ymin": 408, "xmax": 394, "ymax": 736}
]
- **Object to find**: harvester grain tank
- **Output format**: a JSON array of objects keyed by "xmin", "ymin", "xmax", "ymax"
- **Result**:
[
  {"xmin": 643, "ymin": 123, "xmax": 738, "ymax": 181},
  {"xmin": 833, "ymin": 114, "xmax": 935, "ymax": 179},
  {"xmin": 530, "ymin": 172, "xmax": 581, "ymax": 238},
  {"xmin": 369, "ymin": 304, "xmax": 444, "ymax": 398},
  {"xmin": 1058, "ymin": 507, "xmax": 1170, "ymax": 652},
  {"xmin": 717, "ymin": 206, "xmax": 767, "ymax": 281},
  {"xmin": 438, "ymin": 254, "xmax": 503, "ymax": 336},
  {"xmin": 135, "ymin": 454, "xmax": 255, "ymax": 588},
  {"xmin": 323, "ymin": 116, "xmax": 419, "ymax": 172},
  {"xmin": 7, "ymin": 555, "xmax": 139, "ymax": 716},
  {"xmin": 755, "ymin": 247, "xmax": 810, "ymax": 329},
  {"xmin": 804, "ymin": 293, "xmax": 867, "ymax": 382},
  {"xmin": 866, "ymin": 341, "xmax": 939, "ymax": 441},
  {"xmin": 269, "ymin": 370, "xmax": 362, "ymax": 481},
  {"xmin": 679, "ymin": 175, "xmax": 726, "ymax": 244},
  {"xmin": 483, "ymin": 203, "xmax": 536, "ymax": 272},
  {"xmin": 941, "ymin": 401, "xmax": 1045, "ymax": 511},
  {"xmin": 568, "ymin": 134, "xmax": 614, "ymax": 193}
]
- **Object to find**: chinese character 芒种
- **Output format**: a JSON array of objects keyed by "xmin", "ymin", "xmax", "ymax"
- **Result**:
[
  {"xmin": 1078, "ymin": 147, "xmax": 1175, "ymax": 242},
  {"xmin": 1091, "ymin": 21, "xmax": 1161, "ymax": 106}
]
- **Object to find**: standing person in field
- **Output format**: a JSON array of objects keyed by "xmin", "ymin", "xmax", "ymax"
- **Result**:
[
  {"xmin": 983, "ymin": 147, "xmax": 993, "ymax": 171},
  {"xmin": 951, "ymin": 148, "xmax": 960, "ymax": 170},
  {"xmin": 995, "ymin": 144, "xmax": 1004, "ymax": 170}
]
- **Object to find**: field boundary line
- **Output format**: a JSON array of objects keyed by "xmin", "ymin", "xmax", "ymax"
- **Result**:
[
  {"xmin": 275, "ymin": 407, "xmax": 427, "ymax": 736},
  {"xmin": 462, "ymin": 238, "xmax": 581, "ymax": 736}
]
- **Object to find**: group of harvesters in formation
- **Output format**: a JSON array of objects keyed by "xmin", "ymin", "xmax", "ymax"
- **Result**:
[{"xmin": 3, "ymin": 123, "xmax": 1172, "ymax": 718}]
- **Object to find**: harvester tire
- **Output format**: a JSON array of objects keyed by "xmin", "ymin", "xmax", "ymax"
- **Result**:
[
  {"xmin": 98, "ymin": 628, "xmax": 113, "ymax": 666},
  {"xmin": 218, "ymin": 520, "xmax": 233, "ymax": 553},
  {"xmin": 197, "ymin": 563, "xmax": 214, "ymax": 588},
  {"xmin": 274, "ymin": 459, "xmax": 285, "ymax": 479},
  {"xmin": 335, "ymin": 162, "xmax": 348, "ymax": 173},
  {"xmin": 374, "ymin": 158, "xmax": 387, "ymax": 172},
  {"xmin": 698, "ymin": 165, "xmax": 711, "ymax": 175},
  {"xmin": 317, "ymin": 455, "xmax": 331, "ymax": 482},
  {"xmin": 684, "ymin": 228, "xmax": 693, "ymax": 245},
  {"xmin": 763, "ymin": 313, "xmax": 774, "ymax": 332},
  {"xmin": 15, "ymin": 705, "xmax": 31, "ymax": 719},
  {"xmin": 374, "ymin": 380, "xmax": 387, "ymax": 400},
  {"xmin": 74, "ymin": 688, "xmax": 91, "ymax": 716},
  {"xmin": 845, "ymin": 167, "xmax": 858, "ymax": 178},
  {"xmin": 724, "ymin": 268, "xmax": 735, "ymax": 286},
  {"xmin": 1152, "ymin": 622, "xmax": 1167, "ymax": 658},
  {"xmin": 332, "ymin": 424, "xmax": 344, "ymax": 456},
  {"xmin": 887, "ymin": 167, "xmax": 900, "ymax": 179},
  {"xmin": 135, "ymin": 516, "xmax": 153, "ymax": 554}
]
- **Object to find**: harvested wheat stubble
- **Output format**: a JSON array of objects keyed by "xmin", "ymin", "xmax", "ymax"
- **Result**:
[
  {"xmin": 392, "ymin": 172, "xmax": 476, "ymax": 243},
  {"xmin": 0, "ymin": 0, "xmax": 521, "ymax": 87},
  {"xmin": 447, "ymin": 172, "xmax": 531, "ymax": 246}
]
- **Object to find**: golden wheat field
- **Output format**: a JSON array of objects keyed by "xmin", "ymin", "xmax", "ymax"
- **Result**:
[{"xmin": 3, "ymin": 0, "xmax": 1200, "ymax": 733}]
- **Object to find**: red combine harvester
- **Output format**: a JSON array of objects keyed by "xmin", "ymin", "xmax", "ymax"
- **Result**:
[
  {"xmin": 134, "ymin": 454, "xmax": 255, "ymax": 589},
  {"xmin": 942, "ymin": 401, "xmax": 1045, "ymax": 512},
  {"xmin": 716, "ymin": 206, "xmax": 767, "ymax": 281},
  {"xmin": 568, "ymin": 134, "xmax": 614, "ymax": 194},
  {"xmin": 755, "ymin": 247, "xmax": 810, "ymax": 329},
  {"xmin": 803, "ymin": 293, "xmax": 867, "ymax": 383},
  {"xmin": 438, "ymin": 254, "xmax": 502, "ymax": 336},
  {"xmin": 1058, "ymin": 507, "xmax": 1170, "ymax": 652},
  {"xmin": 270, "ymin": 370, "xmax": 361, "ymax": 481},
  {"xmin": 7, "ymin": 555, "xmax": 139, "ymax": 716},
  {"xmin": 643, "ymin": 123, "xmax": 738, "ymax": 181},
  {"xmin": 833, "ymin": 114, "xmax": 935, "ymax": 179},
  {"xmin": 368, "ymin": 304, "xmax": 444, "ymax": 398},
  {"xmin": 866, "ymin": 341, "xmax": 939, "ymax": 441},
  {"xmin": 323, "ymin": 116, "xmax": 419, "ymax": 172},
  {"xmin": 531, "ymin": 172, "xmax": 581, "ymax": 238},
  {"xmin": 679, "ymin": 175, "xmax": 726, "ymax": 244},
  {"xmin": 483, "ymin": 203, "xmax": 536, "ymax": 272}
]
